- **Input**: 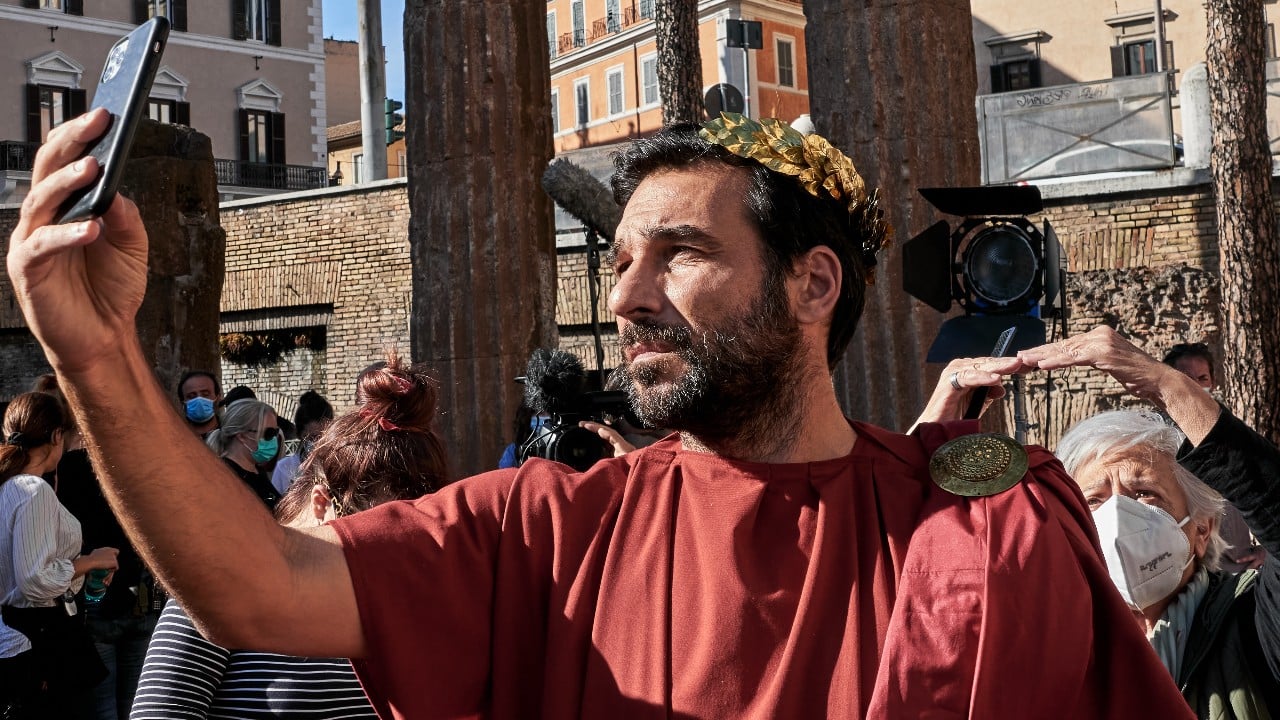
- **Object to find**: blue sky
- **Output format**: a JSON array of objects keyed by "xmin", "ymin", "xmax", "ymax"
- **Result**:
[{"xmin": 322, "ymin": 0, "xmax": 407, "ymax": 110}]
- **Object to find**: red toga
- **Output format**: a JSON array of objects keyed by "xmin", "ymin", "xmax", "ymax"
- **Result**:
[{"xmin": 330, "ymin": 422, "xmax": 1192, "ymax": 719}]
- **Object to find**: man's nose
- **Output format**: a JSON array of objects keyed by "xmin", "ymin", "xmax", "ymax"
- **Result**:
[{"xmin": 608, "ymin": 263, "xmax": 664, "ymax": 320}]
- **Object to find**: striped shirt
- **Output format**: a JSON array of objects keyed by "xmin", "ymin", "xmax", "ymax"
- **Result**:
[
  {"xmin": 0, "ymin": 473, "xmax": 85, "ymax": 658},
  {"xmin": 130, "ymin": 600, "xmax": 377, "ymax": 719}
]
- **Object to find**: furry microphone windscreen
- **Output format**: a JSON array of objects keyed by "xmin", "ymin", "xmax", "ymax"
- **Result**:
[
  {"xmin": 541, "ymin": 159, "xmax": 622, "ymax": 243},
  {"xmin": 523, "ymin": 347, "xmax": 587, "ymax": 416}
]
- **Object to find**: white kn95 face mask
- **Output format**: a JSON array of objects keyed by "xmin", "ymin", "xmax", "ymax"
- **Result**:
[{"xmin": 1092, "ymin": 494, "xmax": 1193, "ymax": 611}]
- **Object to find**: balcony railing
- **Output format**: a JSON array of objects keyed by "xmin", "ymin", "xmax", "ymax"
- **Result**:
[
  {"xmin": 215, "ymin": 159, "xmax": 328, "ymax": 191},
  {"xmin": 0, "ymin": 140, "xmax": 38, "ymax": 172},
  {"xmin": 589, "ymin": 18, "xmax": 607, "ymax": 41}
]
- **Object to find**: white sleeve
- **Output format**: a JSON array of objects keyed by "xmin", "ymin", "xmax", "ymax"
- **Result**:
[{"xmin": 11, "ymin": 482, "xmax": 77, "ymax": 602}]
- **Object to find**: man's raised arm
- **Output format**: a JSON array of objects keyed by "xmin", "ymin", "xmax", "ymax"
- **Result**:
[{"xmin": 6, "ymin": 108, "xmax": 364, "ymax": 659}]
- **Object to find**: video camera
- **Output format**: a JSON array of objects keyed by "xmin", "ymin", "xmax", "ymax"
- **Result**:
[{"xmin": 517, "ymin": 348, "xmax": 635, "ymax": 472}]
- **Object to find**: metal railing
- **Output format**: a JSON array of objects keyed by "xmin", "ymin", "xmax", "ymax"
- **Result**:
[
  {"xmin": 214, "ymin": 159, "xmax": 328, "ymax": 191},
  {"xmin": 0, "ymin": 140, "xmax": 38, "ymax": 172}
]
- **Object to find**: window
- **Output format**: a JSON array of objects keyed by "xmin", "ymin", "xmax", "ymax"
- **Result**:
[
  {"xmin": 135, "ymin": 0, "xmax": 188, "ymax": 32},
  {"xmin": 396, "ymin": 151, "xmax": 406, "ymax": 177},
  {"xmin": 547, "ymin": 12, "xmax": 556, "ymax": 59},
  {"xmin": 1269, "ymin": 23, "xmax": 1277, "ymax": 59},
  {"xmin": 641, "ymin": 54, "xmax": 658, "ymax": 105},
  {"xmin": 989, "ymin": 59, "xmax": 1041, "ymax": 92},
  {"xmin": 147, "ymin": 97, "xmax": 190, "ymax": 125},
  {"xmin": 23, "ymin": 0, "xmax": 82, "ymax": 14},
  {"xmin": 776, "ymin": 38, "xmax": 795, "ymax": 88},
  {"xmin": 550, "ymin": 88, "xmax": 560, "ymax": 133},
  {"xmin": 575, "ymin": 78, "xmax": 589, "ymax": 127},
  {"xmin": 639, "ymin": 0, "xmax": 654, "ymax": 20},
  {"xmin": 353, "ymin": 152, "xmax": 364, "ymax": 184},
  {"xmin": 24, "ymin": 83, "xmax": 85, "ymax": 142},
  {"xmin": 571, "ymin": 0, "xmax": 585, "ymax": 47},
  {"xmin": 237, "ymin": 108, "xmax": 285, "ymax": 164},
  {"xmin": 606, "ymin": 0, "xmax": 620, "ymax": 33},
  {"xmin": 607, "ymin": 68, "xmax": 624, "ymax": 116},
  {"xmin": 233, "ymin": 0, "xmax": 281, "ymax": 47},
  {"xmin": 1124, "ymin": 39, "xmax": 1156, "ymax": 75}
]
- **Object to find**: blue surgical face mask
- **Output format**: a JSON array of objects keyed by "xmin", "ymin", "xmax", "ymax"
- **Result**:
[
  {"xmin": 252, "ymin": 437, "xmax": 279, "ymax": 464},
  {"xmin": 185, "ymin": 396, "xmax": 216, "ymax": 424}
]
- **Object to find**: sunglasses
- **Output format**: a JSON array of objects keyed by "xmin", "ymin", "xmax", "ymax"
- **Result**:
[
  {"xmin": 262, "ymin": 427, "xmax": 282, "ymax": 441},
  {"xmin": 1170, "ymin": 342, "xmax": 1208, "ymax": 353}
]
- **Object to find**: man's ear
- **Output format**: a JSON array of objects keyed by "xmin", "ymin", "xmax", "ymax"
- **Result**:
[{"xmin": 789, "ymin": 246, "xmax": 842, "ymax": 325}]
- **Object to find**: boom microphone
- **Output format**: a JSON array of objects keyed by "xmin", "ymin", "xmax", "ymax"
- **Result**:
[
  {"xmin": 523, "ymin": 348, "xmax": 587, "ymax": 416},
  {"xmin": 541, "ymin": 159, "xmax": 621, "ymax": 242}
]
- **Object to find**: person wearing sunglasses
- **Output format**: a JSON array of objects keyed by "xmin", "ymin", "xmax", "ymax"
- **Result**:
[{"xmin": 205, "ymin": 400, "xmax": 281, "ymax": 510}]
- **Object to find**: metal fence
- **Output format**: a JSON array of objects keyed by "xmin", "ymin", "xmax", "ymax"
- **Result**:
[
  {"xmin": 214, "ymin": 159, "xmax": 328, "ymax": 191},
  {"xmin": 0, "ymin": 140, "xmax": 38, "ymax": 172},
  {"xmin": 977, "ymin": 73, "xmax": 1176, "ymax": 184}
]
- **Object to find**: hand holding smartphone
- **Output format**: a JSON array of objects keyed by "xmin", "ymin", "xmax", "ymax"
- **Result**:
[{"xmin": 55, "ymin": 16, "xmax": 170, "ymax": 224}]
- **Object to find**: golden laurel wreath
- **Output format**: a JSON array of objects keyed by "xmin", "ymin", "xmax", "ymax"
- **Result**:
[{"xmin": 699, "ymin": 112, "xmax": 892, "ymax": 283}]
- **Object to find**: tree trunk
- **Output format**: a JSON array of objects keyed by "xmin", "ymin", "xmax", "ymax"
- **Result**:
[
  {"xmin": 654, "ymin": 0, "xmax": 703, "ymax": 125},
  {"xmin": 804, "ymin": 0, "xmax": 980, "ymax": 432},
  {"xmin": 120, "ymin": 119, "xmax": 225, "ymax": 408},
  {"xmin": 404, "ymin": 0, "xmax": 558, "ymax": 476},
  {"xmin": 1207, "ymin": 0, "xmax": 1280, "ymax": 443}
]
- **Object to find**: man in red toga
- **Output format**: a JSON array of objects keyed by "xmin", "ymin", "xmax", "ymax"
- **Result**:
[{"xmin": 8, "ymin": 110, "xmax": 1191, "ymax": 719}]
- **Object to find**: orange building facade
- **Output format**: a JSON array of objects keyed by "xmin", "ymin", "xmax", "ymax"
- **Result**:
[{"xmin": 547, "ymin": 0, "xmax": 808, "ymax": 153}]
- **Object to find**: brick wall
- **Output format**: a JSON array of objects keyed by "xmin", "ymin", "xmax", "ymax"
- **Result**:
[
  {"xmin": 218, "ymin": 179, "xmax": 412, "ymax": 418},
  {"xmin": 1010, "ymin": 181, "xmax": 1224, "ymax": 447}
]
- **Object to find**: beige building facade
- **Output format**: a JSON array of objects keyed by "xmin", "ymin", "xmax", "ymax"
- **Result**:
[
  {"xmin": 970, "ymin": 0, "xmax": 1276, "ymax": 96},
  {"xmin": 0, "ymin": 0, "xmax": 328, "ymax": 202},
  {"xmin": 547, "ymin": 0, "xmax": 809, "ymax": 154}
]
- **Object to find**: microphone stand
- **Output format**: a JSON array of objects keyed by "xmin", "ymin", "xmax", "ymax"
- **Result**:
[{"xmin": 584, "ymin": 227, "xmax": 605, "ymax": 388}]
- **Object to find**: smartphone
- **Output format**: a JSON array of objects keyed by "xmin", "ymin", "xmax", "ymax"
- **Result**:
[
  {"xmin": 963, "ymin": 326, "xmax": 1018, "ymax": 420},
  {"xmin": 55, "ymin": 16, "xmax": 170, "ymax": 224}
]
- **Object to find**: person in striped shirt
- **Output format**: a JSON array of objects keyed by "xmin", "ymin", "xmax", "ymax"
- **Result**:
[{"xmin": 130, "ymin": 356, "xmax": 449, "ymax": 719}]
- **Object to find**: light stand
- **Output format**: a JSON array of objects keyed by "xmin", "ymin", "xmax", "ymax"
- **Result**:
[{"xmin": 583, "ymin": 228, "xmax": 605, "ymax": 389}]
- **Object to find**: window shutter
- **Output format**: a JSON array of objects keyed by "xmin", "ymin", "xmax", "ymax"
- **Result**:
[
  {"xmin": 21, "ymin": 0, "xmax": 38, "ymax": 9},
  {"xmin": 989, "ymin": 65, "xmax": 1005, "ymax": 94},
  {"xmin": 25, "ymin": 84, "xmax": 42, "ymax": 142},
  {"xmin": 175, "ymin": 101, "xmax": 191, "ymax": 127},
  {"xmin": 1110, "ymin": 45, "xmax": 1125, "ymax": 77},
  {"xmin": 69, "ymin": 89, "xmax": 87, "ymax": 117},
  {"xmin": 238, "ymin": 108, "xmax": 250, "ymax": 160},
  {"xmin": 267, "ymin": 0, "xmax": 282, "ymax": 46},
  {"xmin": 171, "ymin": 0, "xmax": 187, "ymax": 31},
  {"xmin": 1027, "ymin": 58, "xmax": 1042, "ymax": 89},
  {"xmin": 270, "ymin": 111, "xmax": 286, "ymax": 164},
  {"xmin": 133, "ymin": 0, "xmax": 148, "ymax": 23},
  {"xmin": 232, "ymin": 0, "xmax": 248, "ymax": 41},
  {"xmin": 65, "ymin": 0, "xmax": 83, "ymax": 16}
]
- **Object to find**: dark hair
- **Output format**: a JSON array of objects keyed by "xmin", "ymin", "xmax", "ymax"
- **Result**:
[
  {"xmin": 1, "ymin": 392, "xmax": 70, "ymax": 484},
  {"xmin": 611, "ymin": 123, "xmax": 876, "ymax": 368},
  {"xmin": 221, "ymin": 385, "xmax": 257, "ymax": 407},
  {"xmin": 177, "ymin": 370, "xmax": 222, "ymax": 401},
  {"xmin": 273, "ymin": 355, "xmax": 449, "ymax": 522},
  {"xmin": 294, "ymin": 390, "xmax": 334, "ymax": 434},
  {"xmin": 1162, "ymin": 342, "xmax": 1214, "ymax": 380}
]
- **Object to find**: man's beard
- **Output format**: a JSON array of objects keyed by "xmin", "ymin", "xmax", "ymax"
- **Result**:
[{"xmin": 614, "ymin": 277, "xmax": 807, "ymax": 452}]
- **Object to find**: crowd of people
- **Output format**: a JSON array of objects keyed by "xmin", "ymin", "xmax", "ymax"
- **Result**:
[{"xmin": 3, "ymin": 106, "xmax": 1278, "ymax": 719}]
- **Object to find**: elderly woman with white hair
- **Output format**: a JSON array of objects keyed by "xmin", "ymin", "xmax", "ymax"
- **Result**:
[{"xmin": 919, "ymin": 326, "xmax": 1280, "ymax": 718}]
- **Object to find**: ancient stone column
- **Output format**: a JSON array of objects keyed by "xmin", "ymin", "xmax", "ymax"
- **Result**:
[
  {"xmin": 405, "ymin": 0, "xmax": 558, "ymax": 476},
  {"xmin": 119, "ymin": 119, "xmax": 226, "ymax": 409},
  {"xmin": 804, "ymin": 0, "xmax": 981, "ymax": 432}
]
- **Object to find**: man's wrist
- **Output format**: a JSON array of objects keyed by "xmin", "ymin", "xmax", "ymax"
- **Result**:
[{"xmin": 1155, "ymin": 366, "xmax": 1220, "ymax": 445}]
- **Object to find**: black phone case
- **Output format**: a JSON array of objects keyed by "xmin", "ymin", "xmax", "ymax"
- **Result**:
[{"xmin": 55, "ymin": 16, "xmax": 170, "ymax": 224}]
